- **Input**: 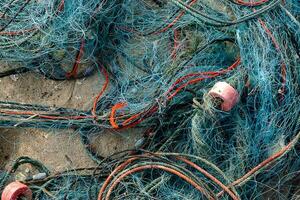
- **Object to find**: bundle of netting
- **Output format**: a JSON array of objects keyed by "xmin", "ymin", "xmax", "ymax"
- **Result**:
[
  {"xmin": 0, "ymin": 0, "xmax": 241, "ymax": 130},
  {"xmin": 139, "ymin": 0, "xmax": 300, "ymax": 199},
  {"xmin": 0, "ymin": 0, "xmax": 124, "ymax": 80},
  {"xmin": 76, "ymin": 0, "xmax": 300, "ymax": 199}
]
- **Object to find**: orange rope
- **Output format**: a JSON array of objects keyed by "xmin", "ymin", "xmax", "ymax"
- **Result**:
[
  {"xmin": 66, "ymin": 38, "xmax": 85, "ymax": 79},
  {"xmin": 234, "ymin": 0, "xmax": 269, "ymax": 6},
  {"xmin": 109, "ymin": 102, "xmax": 127, "ymax": 128},
  {"xmin": 167, "ymin": 58, "xmax": 241, "ymax": 100},
  {"xmin": 177, "ymin": 157, "xmax": 239, "ymax": 200},
  {"xmin": 92, "ymin": 66, "xmax": 109, "ymax": 118},
  {"xmin": 103, "ymin": 164, "xmax": 215, "ymax": 200},
  {"xmin": 98, "ymin": 157, "xmax": 138, "ymax": 200},
  {"xmin": 155, "ymin": 0, "xmax": 197, "ymax": 34},
  {"xmin": 217, "ymin": 133, "xmax": 298, "ymax": 198}
]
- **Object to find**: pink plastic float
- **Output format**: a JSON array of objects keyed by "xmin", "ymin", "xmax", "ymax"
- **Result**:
[
  {"xmin": 208, "ymin": 82, "xmax": 239, "ymax": 111},
  {"xmin": 1, "ymin": 181, "xmax": 32, "ymax": 200}
]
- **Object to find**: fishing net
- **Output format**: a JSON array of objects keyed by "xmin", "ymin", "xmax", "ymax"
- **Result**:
[{"xmin": 0, "ymin": 0, "xmax": 300, "ymax": 199}]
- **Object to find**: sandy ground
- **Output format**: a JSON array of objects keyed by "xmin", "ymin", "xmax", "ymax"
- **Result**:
[{"xmin": 0, "ymin": 72, "xmax": 142, "ymax": 172}]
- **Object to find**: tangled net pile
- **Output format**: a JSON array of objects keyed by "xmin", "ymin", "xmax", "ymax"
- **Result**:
[{"xmin": 0, "ymin": 0, "xmax": 300, "ymax": 199}]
